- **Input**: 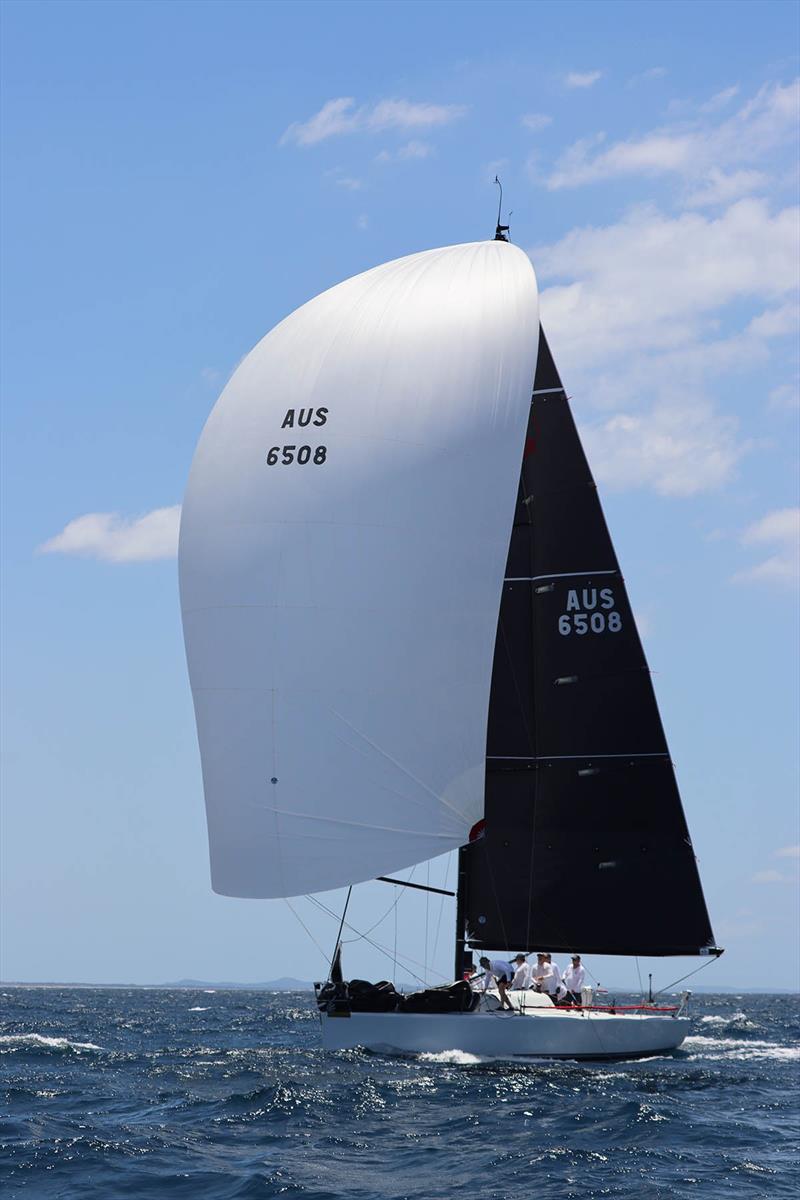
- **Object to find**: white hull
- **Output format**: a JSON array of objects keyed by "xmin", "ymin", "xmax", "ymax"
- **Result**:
[{"xmin": 321, "ymin": 1007, "xmax": 690, "ymax": 1059}]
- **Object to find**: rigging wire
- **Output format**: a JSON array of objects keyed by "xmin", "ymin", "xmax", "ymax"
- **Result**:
[
  {"xmin": 653, "ymin": 955, "xmax": 719, "ymax": 998},
  {"xmin": 304, "ymin": 893, "xmax": 446, "ymax": 985},
  {"xmin": 523, "ymin": 455, "xmax": 539, "ymax": 959},
  {"xmin": 283, "ymin": 898, "xmax": 328, "ymax": 963},
  {"xmin": 635, "ymin": 955, "xmax": 645, "ymax": 1002},
  {"xmin": 431, "ymin": 851, "xmax": 452, "ymax": 962},
  {"xmin": 340, "ymin": 866, "xmax": 416, "ymax": 943},
  {"xmin": 424, "ymin": 860, "xmax": 430, "ymax": 985},
  {"xmin": 393, "ymin": 889, "xmax": 398, "ymax": 987},
  {"xmin": 327, "ymin": 886, "xmax": 352, "ymax": 983}
]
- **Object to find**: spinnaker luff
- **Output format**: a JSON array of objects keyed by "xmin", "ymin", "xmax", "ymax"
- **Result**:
[{"xmin": 179, "ymin": 242, "xmax": 539, "ymax": 898}]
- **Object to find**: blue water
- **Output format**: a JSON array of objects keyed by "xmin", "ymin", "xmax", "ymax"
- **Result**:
[{"xmin": 1, "ymin": 988, "xmax": 798, "ymax": 1198}]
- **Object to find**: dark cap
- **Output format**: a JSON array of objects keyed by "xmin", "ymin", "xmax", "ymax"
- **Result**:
[
  {"xmin": 571, "ymin": 954, "xmax": 581, "ymax": 960},
  {"xmin": 512, "ymin": 953, "xmax": 526, "ymax": 962}
]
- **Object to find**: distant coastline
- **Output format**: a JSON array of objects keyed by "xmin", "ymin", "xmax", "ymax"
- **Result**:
[
  {"xmin": 2, "ymin": 979, "xmax": 798, "ymax": 995},
  {"xmin": 1, "ymin": 977, "xmax": 315, "ymax": 991}
]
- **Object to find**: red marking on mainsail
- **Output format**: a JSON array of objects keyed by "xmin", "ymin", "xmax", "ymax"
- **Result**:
[
  {"xmin": 523, "ymin": 435, "xmax": 536, "ymax": 459},
  {"xmin": 469, "ymin": 819, "xmax": 486, "ymax": 843}
]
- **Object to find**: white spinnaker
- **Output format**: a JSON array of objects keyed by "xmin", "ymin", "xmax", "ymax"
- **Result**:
[{"xmin": 179, "ymin": 241, "xmax": 539, "ymax": 898}]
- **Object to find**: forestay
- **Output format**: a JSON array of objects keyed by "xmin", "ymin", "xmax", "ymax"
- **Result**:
[{"xmin": 180, "ymin": 241, "xmax": 539, "ymax": 898}]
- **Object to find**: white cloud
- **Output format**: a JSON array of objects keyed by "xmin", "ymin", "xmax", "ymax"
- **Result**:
[
  {"xmin": 768, "ymin": 382, "xmax": 799, "ymax": 412},
  {"xmin": 733, "ymin": 507, "xmax": 800, "ymax": 587},
  {"xmin": 531, "ymin": 197, "xmax": 798, "ymax": 494},
  {"xmin": 735, "ymin": 555, "xmax": 799, "ymax": 588},
  {"xmin": 535, "ymin": 199, "xmax": 799, "ymax": 370},
  {"xmin": 281, "ymin": 97, "xmax": 467, "ymax": 147},
  {"xmin": 367, "ymin": 98, "xmax": 466, "ymax": 131},
  {"xmin": 398, "ymin": 139, "xmax": 433, "ymax": 160},
  {"xmin": 685, "ymin": 167, "xmax": 768, "ymax": 208},
  {"xmin": 39, "ymin": 506, "xmax": 181, "ymax": 563},
  {"xmin": 699, "ymin": 85, "xmax": 740, "ymax": 114},
  {"xmin": 580, "ymin": 403, "xmax": 742, "ymax": 497},
  {"xmin": 376, "ymin": 140, "xmax": 434, "ymax": 163},
  {"xmin": 546, "ymin": 79, "xmax": 798, "ymax": 193},
  {"xmin": 281, "ymin": 98, "xmax": 357, "ymax": 146},
  {"xmin": 335, "ymin": 176, "xmax": 362, "ymax": 191},
  {"xmin": 324, "ymin": 166, "xmax": 363, "ymax": 190},
  {"xmin": 565, "ymin": 71, "xmax": 602, "ymax": 89},
  {"xmin": 356, "ymin": 213, "xmax": 369, "ymax": 231},
  {"xmin": 521, "ymin": 112, "xmax": 552, "ymax": 132},
  {"xmin": 741, "ymin": 508, "xmax": 799, "ymax": 548},
  {"xmin": 776, "ymin": 845, "xmax": 800, "ymax": 859},
  {"xmin": 626, "ymin": 67, "xmax": 667, "ymax": 88},
  {"xmin": 746, "ymin": 302, "xmax": 799, "ymax": 339},
  {"xmin": 751, "ymin": 869, "xmax": 791, "ymax": 884}
]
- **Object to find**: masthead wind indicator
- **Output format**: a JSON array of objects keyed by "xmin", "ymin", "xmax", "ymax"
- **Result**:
[{"xmin": 494, "ymin": 175, "xmax": 510, "ymax": 241}]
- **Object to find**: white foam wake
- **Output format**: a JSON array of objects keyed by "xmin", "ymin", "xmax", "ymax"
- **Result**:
[
  {"xmin": 699, "ymin": 1012, "xmax": 757, "ymax": 1029},
  {"xmin": 0, "ymin": 1032, "xmax": 104, "ymax": 1052},
  {"xmin": 684, "ymin": 1035, "xmax": 799, "ymax": 1062},
  {"xmin": 419, "ymin": 1049, "xmax": 484, "ymax": 1065}
]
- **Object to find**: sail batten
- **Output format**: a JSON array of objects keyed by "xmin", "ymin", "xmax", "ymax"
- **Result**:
[{"xmin": 463, "ymin": 327, "xmax": 717, "ymax": 958}]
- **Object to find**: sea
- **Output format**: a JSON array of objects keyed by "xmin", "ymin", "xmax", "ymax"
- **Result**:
[{"xmin": 1, "ymin": 988, "xmax": 797, "ymax": 1199}]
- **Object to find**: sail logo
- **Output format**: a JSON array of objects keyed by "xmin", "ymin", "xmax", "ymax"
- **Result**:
[{"xmin": 558, "ymin": 587, "xmax": 622, "ymax": 636}]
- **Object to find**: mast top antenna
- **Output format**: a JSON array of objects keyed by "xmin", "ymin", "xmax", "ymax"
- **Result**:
[{"xmin": 494, "ymin": 176, "xmax": 510, "ymax": 241}]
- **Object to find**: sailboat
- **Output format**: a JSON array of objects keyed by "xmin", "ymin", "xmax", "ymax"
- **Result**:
[{"xmin": 179, "ymin": 222, "xmax": 722, "ymax": 1059}]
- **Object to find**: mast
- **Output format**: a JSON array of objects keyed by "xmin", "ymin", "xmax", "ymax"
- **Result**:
[{"xmin": 453, "ymin": 847, "xmax": 469, "ymax": 980}]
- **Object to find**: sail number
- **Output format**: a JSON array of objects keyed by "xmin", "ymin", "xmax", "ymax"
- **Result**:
[
  {"xmin": 558, "ymin": 587, "xmax": 622, "ymax": 636},
  {"xmin": 267, "ymin": 408, "xmax": 329, "ymax": 466},
  {"xmin": 267, "ymin": 445, "xmax": 327, "ymax": 465},
  {"xmin": 559, "ymin": 611, "xmax": 622, "ymax": 635}
]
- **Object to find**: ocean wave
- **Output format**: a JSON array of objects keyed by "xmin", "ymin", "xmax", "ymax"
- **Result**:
[
  {"xmin": 419, "ymin": 1049, "xmax": 484, "ymax": 1065},
  {"xmin": 416, "ymin": 1048, "xmax": 566, "ymax": 1068},
  {"xmin": 0, "ymin": 1032, "xmax": 104, "ymax": 1053},
  {"xmin": 189, "ymin": 1006, "xmax": 210, "ymax": 1012},
  {"xmin": 684, "ymin": 1035, "xmax": 800, "ymax": 1062},
  {"xmin": 2, "ymin": 990, "xmax": 797, "ymax": 1199},
  {"xmin": 699, "ymin": 1011, "xmax": 758, "ymax": 1031}
]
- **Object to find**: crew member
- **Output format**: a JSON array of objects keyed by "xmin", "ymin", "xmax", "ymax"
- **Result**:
[
  {"xmin": 563, "ymin": 954, "xmax": 586, "ymax": 1005},
  {"xmin": 546, "ymin": 953, "xmax": 567, "ymax": 1002},
  {"xmin": 478, "ymin": 956, "xmax": 515, "ymax": 1010},
  {"xmin": 510, "ymin": 953, "xmax": 532, "ymax": 990},
  {"xmin": 531, "ymin": 952, "xmax": 556, "ymax": 995}
]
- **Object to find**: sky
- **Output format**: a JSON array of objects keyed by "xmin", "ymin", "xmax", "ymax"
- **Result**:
[{"xmin": 1, "ymin": 0, "xmax": 798, "ymax": 993}]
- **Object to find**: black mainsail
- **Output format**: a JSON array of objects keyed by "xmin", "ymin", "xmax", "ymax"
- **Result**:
[{"xmin": 459, "ymin": 328, "xmax": 720, "ymax": 966}]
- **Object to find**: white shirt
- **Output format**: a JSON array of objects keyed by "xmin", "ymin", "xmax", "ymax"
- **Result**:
[
  {"xmin": 481, "ymin": 959, "xmax": 513, "ymax": 990},
  {"xmin": 511, "ymin": 961, "xmax": 533, "ymax": 990},
  {"xmin": 563, "ymin": 962, "xmax": 586, "ymax": 992},
  {"xmin": 549, "ymin": 960, "xmax": 563, "ymax": 990},
  {"xmin": 532, "ymin": 961, "xmax": 556, "ymax": 992}
]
